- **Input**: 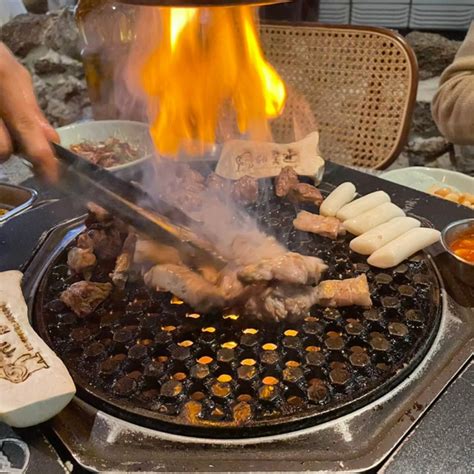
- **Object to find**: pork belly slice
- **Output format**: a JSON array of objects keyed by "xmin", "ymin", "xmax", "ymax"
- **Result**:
[
  {"xmin": 293, "ymin": 210, "xmax": 345, "ymax": 240},
  {"xmin": 110, "ymin": 233, "xmax": 137, "ymax": 289},
  {"xmin": 67, "ymin": 247, "xmax": 96, "ymax": 275},
  {"xmin": 275, "ymin": 166, "xmax": 299, "ymax": 197},
  {"xmin": 315, "ymin": 274, "xmax": 372, "ymax": 308},
  {"xmin": 144, "ymin": 264, "xmax": 226, "ymax": 313},
  {"xmin": 241, "ymin": 274, "xmax": 371, "ymax": 322},
  {"xmin": 60, "ymin": 281, "xmax": 112, "ymax": 317},
  {"xmin": 238, "ymin": 252, "xmax": 327, "ymax": 285},
  {"xmin": 288, "ymin": 183, "xmax": 323, "ymax": 206}
]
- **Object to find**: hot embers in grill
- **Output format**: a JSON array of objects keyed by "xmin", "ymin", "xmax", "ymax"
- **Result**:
[{"xmin": 35, "ymin": 184, "xmax": 441, "ymax": 434}]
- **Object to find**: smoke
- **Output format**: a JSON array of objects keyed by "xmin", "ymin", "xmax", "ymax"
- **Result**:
[{"xmin": 79, "ymin": 3, "xmax": 318, "ymax": 262}]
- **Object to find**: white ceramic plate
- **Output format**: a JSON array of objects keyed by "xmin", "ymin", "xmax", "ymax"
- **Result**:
[
  {"xmin": 380, "ymin": 166, "xmax": 474, "ymax": 194},
  {"xmin": 56, "ymin": 120, "xmax": 154, "ymax": 171}
]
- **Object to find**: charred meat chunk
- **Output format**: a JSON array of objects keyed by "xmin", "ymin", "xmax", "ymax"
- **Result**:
[
  {"xmin": 232, "ymin": 176, "xmax": 259, "ymax": 205},
  {"xmin": 67, "ymin": 247, "xmax": 96, "ymax": 275},
  {"xmin": 288, "ymin": 183, "xmax": 323, "ymax": 206},
  {"xmin": 144, "ymin": 264, "xmax": 225, "ymax": 313},
  {"xmin": 77, "ymin": 228, "xmax": 123, "ymax": 261},
  {"xmin": 110, "ymin": 233, "xmax": 137, "ymax": 289},
  {"xmin": 60, "ymin": 281, "xmax": 112, "ymax": 316},
  {"xmin": 315, "ymin": 274, "xmax": 372, "ymax": 308},
  {"xmin": 275, "ymin": 166, "xmax": 299, "ymax": 197},
  {"xmin": 293, "ymin": 211, "xmax": 345, "ymax": 240}
]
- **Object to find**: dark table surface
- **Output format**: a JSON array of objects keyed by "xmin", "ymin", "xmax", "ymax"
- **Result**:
[{"xmin": 0, "ymin": 161, "xmax": 472, "ymax": 473}]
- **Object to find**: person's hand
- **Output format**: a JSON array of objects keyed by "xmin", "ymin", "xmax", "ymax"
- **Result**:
[{"xmin": 0, "ymin": 42, "xmax": 59, "ymax": 181}]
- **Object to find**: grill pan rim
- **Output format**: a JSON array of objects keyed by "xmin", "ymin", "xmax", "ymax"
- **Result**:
[{"xmin": 29, "ymin": 216, "xmax": 443, "ymax": 439}]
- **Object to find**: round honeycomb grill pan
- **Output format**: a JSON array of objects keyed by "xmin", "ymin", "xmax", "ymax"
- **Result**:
[{"xmin": 33, "ymin": 190, "xmax": 441, "ymax": 438}]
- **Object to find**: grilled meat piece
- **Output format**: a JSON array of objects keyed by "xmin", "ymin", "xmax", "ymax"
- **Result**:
[
  {"xmin": 206, "ymin": 173, "xmax": 232, "ymax": 194},
  {"xmin": 110, "ymin": 233, "xmax": 137, "ymax": 289},
  {"xmin": 60, "ymin": 281, "xmax": 112, "ymax": 316},
  {"xmin": 229, "ymin": 234, "xmax": 287, "ymax": 266},
  {"xmin": 243, "ymin": 283, "xmax": 318, "ymax": 322},
  {"xmin": 232, "ymin": 176, "xmax": 259, "ymax": 205},
  {"xmin": 163, "ymin": 163, "xmax": 207, "ymax": 213},
  {"xmin": 144, "ymin": 264, "xmax": 226, "ymax": 313},
  {"xmin": 315, "ymin": 274, "xmax": 372, "ymax": 307},
  {"xmin": 238, "ymin": 252, "xmax": 327, "ymax": 285},
  {"xmin": 86, "ymin": 203, "xmax": 111, "ymax": 222},
  {"xmin": 288, "ymin": 183, "xmax": 323, "ymax": 206},
  {"xmin": 134, "ymin": 238, "xmax": 185, "ymax": 267},
  {"xmin": 275, "ymin": 166, "xmax": 299, "ymax": 197},
  {"xmin": 77, "ymin": 228, "xmax": 122, "ymax": 261},
  {"xmin": 293, "ymin": 211, "xmax": 345, "ymax": 240},
  {"xmin": 217, "ymin": 266, "xmax": 245, "ymax": 300},
  {"xmin": 67, "ymin": 247, "xmax": 96, "ymax": 275},
  {"xmin": 242, "ymin": 274, "xmax": 372, "ymax": 321}
]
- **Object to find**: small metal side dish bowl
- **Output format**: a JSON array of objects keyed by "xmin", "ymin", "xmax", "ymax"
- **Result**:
[
  {"xmin": 441, "ymin": 218, "xmax": 474, "ymax": 287},
  {"xmin": 0, "ymin": 183, "xmax": 37, "ymax": 223}
]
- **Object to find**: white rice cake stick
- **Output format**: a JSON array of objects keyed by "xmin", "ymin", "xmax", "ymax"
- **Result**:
[
  {"xmin": 0, "ymin": 270, "xmax": 76, "ymax": 428},
  {"xmin": 336, "ymin": 191, "xmax": 390, "ymax": 221},
  {"xmin": 343, "ymin": 202, "xmax": 405, "ymax": 236},
  {"xmin": 350, "ymin": 217, "xmax": 421, "ymax": 255},
  {"xmin": 320, "ymin": 182, "xmax": 357, "ymax": 217},
  {"xmin": 368, "ymin": 228, "xmax": 441, "ymax": 269}
]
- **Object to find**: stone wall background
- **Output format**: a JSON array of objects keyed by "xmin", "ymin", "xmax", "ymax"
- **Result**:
[{"xmin": 0, "ymin": 8, "xmax": 471, "ymax": 176}]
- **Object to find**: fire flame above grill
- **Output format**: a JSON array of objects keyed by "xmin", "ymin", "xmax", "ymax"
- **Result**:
[{"xmin": 133, "ymin": 5, "xmax": 286, "ymax": 156}]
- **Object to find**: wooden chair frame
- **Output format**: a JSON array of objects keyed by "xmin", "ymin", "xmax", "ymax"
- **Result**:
[{"xmin": 260, "ymin": 22, "xmax": 419, "ymax": 169}]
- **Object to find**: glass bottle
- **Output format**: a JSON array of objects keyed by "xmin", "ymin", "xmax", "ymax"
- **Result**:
[{"xmin": 75, "ymin": 0, "xmax": 141, "ymax": 120}]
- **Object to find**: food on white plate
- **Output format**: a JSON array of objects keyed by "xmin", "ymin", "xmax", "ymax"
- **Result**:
[
  {"xmin": 427, "ymin": 185, "xmax": 474, "ymax": 210},
  {"xmin": 314, "ymin": 274, "xmax": 372, "ymax": 308},
  {"xmin": 70, "ymin": 138, "xmax": 140, "ymax": 168},
  {"xmin": 320, "ymin": 182, "xmax": 357, "ymax": 217},
  {"xmin": 293, "ymin": 210, "xmax": 345, "ymax": 240},
  {"xmin": 336, "ymin": 190, "xmax": 390, "ymax": 221},
  {"xmin": 343, "ymin": 202, "xmax": 405, "ymax": 236},
  {"xmin": 350, "ymin": 216, "xmax": 421, "ymax": 255},
  {"xmin": 367, "ymin": 228, "xmax": 441, "ymax": 269}
]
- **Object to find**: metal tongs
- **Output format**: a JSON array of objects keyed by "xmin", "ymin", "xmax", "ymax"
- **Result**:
[{"xmin": 52, "ymin": 143, "xmax": 226, "ymax": 267}]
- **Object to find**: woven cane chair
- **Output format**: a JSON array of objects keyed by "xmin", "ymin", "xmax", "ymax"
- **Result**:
[{"xmin": 260, "ymin": 23, "xmax": 418, "ymax": 169}]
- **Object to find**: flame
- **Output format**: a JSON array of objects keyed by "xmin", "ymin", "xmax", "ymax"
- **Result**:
[{"xmin": 139, "ymin": 6, "xmax": 286, "ymax": 157}]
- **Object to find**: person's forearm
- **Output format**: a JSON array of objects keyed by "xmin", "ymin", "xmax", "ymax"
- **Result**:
[
  {"xmin": 431, "ymin": 22, "xmax": 474, "ymax": 145},
  {"xmin": 432, "ymin": 62, "xmax": 474, "ymax": 145},
  {"xmin": 0, "ymin": 42, "xmax": 59, "ymax": 180}
]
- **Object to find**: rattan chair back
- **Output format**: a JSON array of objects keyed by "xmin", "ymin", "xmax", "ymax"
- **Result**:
[{"xmin": 260, "ymin": 23, "xmax": 418, "ymax": 169}]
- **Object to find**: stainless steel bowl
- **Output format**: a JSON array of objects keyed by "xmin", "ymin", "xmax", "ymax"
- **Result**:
[
  {"xmin": 441, "ymin": 218, "xmax": 474, "ymax": 287},
  {"xmin": 0, "ymin": 183, "xmax": 37, "ymax": 223}
]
